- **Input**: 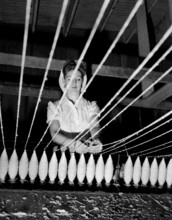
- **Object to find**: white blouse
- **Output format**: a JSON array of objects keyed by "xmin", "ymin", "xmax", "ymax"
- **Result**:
[{"xmin": 47, "ymin": 96, "xmax": 100, "ymax": 133}]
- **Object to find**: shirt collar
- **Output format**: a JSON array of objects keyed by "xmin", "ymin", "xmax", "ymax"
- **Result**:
[{"xmin": 61, "ymin": 95, "xmax": 84, "ymax": 107}]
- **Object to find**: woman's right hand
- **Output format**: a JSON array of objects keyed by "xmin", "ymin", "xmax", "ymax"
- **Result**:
[{"xmin": 75, "ymin": 140, "xmax": 88, "ymax": 154}]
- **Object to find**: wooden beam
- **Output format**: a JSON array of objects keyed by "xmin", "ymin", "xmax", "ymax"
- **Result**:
[
  {"xmin": 141, "ymin": 79, "xmax": 154, "ymax": 99},
  {"xmin": 0, "ymin": 83, "xmax": 172, "ymax": 110},
  {"xmin": 91, "ymin": 64, "xmax": 172, "ymax": 84},
  {"xmin": 122, "ymin": 0, "xmax": 158, "ymax": 44},
  {"xmin": 99, "ymin": 0, "xmax": 119, "ymax": 32},
  {"xmin": 116, "ymin": 96, "xmax": 172, "ymax": 110},
  {"xmin": 0, "ymin": 83, "xmax": 61, "ymax": 99},
  {"xmin": 0, "ymin": 52, "xmax": 65, "ymax": 71},
  {"xmin": 143, "ymin": 83, "xmax": 172, "ymax": 107},
  {"xmin": 31, "ymin": 0, "xmax": 40, "ymax": 33},
  {"xmin": 0, "ymin": 52, "xmax": 172, "ymax": 83},
  {"xmin": 136, "ymin": 1, "xmax": 155, "ymax": 98},
  {"xmin": 136, "ymin": 0, "xmax": 150, "ymax": 57},
  {"xmin": 63, "ymin": 0, "xmax": 79, "ymax": 37}
]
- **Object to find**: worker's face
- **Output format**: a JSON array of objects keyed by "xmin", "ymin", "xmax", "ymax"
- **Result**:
[{"xmin": 64, "ymin": 70, "xmax": 83, "ymax": 94}]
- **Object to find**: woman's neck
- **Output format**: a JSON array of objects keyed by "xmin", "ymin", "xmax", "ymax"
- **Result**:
[{"xmin": 66, "ymin": 92, "xmax": 79, "ymax": 103}]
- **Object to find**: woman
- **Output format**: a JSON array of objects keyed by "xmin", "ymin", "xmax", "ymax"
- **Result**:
[{"xmin": 47, "ymin": 60, "xmax": 102, "ymax": 154}]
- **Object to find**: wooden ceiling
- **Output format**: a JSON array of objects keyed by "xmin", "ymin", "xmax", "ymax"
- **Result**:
[
  {"xmin": 0, "ymin": 0, "xmax": 170, "ymax": 39},
  {"xmin": 0, "ymin": 0, "xmax": 169, "ymax": 35}
]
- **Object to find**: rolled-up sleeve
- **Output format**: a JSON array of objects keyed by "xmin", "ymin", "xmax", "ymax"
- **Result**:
[{"xmin": 46, "ymin": 101, "xmax": 59, "ymax": 124}]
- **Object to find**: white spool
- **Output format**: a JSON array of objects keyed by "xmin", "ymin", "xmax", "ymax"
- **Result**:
[
  {"xmin": 124, "ymin": 156, "xmax": 133, "ymax": 186},
  {"xmin": 19, "ymin": 149, "xmax": 29, "ymax": 183},
  {"xmin": 48, "ymin": 151, "xmax": 58, "ymax": 184},
  {"xmin": 133, "ymin": 156, "xmax": 141, "ymax": 187},
  {"xmin": 104, "ymin": 155, "xmax": 114, "ymax": 187},
  {"xmin": 166, "ymin": 158, "xmax": 172, "ymax": 188},
  {"xmin": 58, "ymin": 152, "xmax": 67, "ymax": 184},
  {"xmin": 141, "ymin": 157, "xmax": 150, "ymax": 187},
  {"xmin": 29, "ymin": 150, "xmax": 38, "ymax": 183},
  {"xmin": 113, "ymin": 167, "xmax": 120, "ymax": 184},
  {"xmin": 119, "ymin": 163, "xmax": 125, "ymax": 179},
  {"xmin": 86, "ymin": 154, "xmax": 96, "ymax": 186},
  {"xmin": 68, "ymin": 153, "xmax": 77, "ymax": 185},
  {"xmin": 77, "ymin": 153, "xmax": 86, "ymax": 185},
  {"xmin": 95, "ymin": 154, "xmax": 104, "ymax": 186},
  {"xmin": 8, "ymin": 149, "xmax": 19, "ymax": 183},
  {"xmin": 158, "ymin": 158, "xmax": 166, "ymax": 188},
  {"xmin": 38, "ymin": 150, "xmax": 48, "ymax": 184},
  {"xmin": 150, "ymin": 158, "xmax": 158, "ymax": 187},
  {"xmin": 0, "ymin": 148, "xmax": 8, "ymax": 183}
]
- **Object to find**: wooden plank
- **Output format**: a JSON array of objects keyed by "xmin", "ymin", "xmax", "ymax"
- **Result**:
[
  {"xmin": 0, "ymin": 52, "xmax": 65, "ymax": 71},
  {"xmin": 136, "ymin": 1, "xmax": 155, "ymax": 98},
  {"xmin": 0, "ymin": 83, "xmax": 61, "ymax": 99},
  {"xmin": 117, "ymin": 96, "xmax": 172, "ymax": 110},
  {"xmin": 99, "ymin": 0, "xmax": 119, "ymax": 32},
  {"xmin": 91, "ymin": 64, "xmax": 172, "ymax": 83},
  {"xmin": 63, "ymin": 0, "xmax": 79, "ymax": 37},
  {"xmin": 141, "ymin": 79, "xmax": 154, "ymax": 99},
  {"xmin": 122, "ymin": 0, "xmax": 158, "ymax": 44},
  {"xmin": 143, "ymin": 83, "xmax": 172, "ymax": 107},
  {"xmin": 136, "ymin": 0, "xmax": 150, "ymax": 57},
  {"xmin": 0, "ymin": 52, "xmax": 172, "ymax": 83}
]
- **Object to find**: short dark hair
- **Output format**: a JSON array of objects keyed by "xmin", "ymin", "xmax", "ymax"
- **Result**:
[{"xmin": 63, "ymin": 60, "xmax": 87, "ymax": 78}]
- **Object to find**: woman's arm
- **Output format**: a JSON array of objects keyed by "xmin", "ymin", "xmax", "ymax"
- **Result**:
[
  {"xmin": 49, "ymin": 120, "xmax": 87, "ymax": 153},
  {"xmin": 49, "ymin": 120, "xmax": 74, "ymax": 149},
  {"xmin": 89, "ymin": 115, "xmax": 101, "ymax": 140},
  {"xmin": 88, "ymin": 115, "xmax": 103, "ymax": 153}
]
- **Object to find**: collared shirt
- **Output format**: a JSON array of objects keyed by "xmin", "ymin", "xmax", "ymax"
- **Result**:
[{"xmin": 47, "ymin": 96, "xmax": 100, "ymax": 133}]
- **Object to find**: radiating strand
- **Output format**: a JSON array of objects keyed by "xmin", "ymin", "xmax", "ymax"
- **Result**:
[
  {"xmin": 102, "ymin": 115, "xmax": 172, "ymax": 154},
  {"xmin": 111, "ymin": 139, "xmax": 172, "ymax": 157},
  {"xmin": 147, "ymin": 154, "xmax": 172, "ymax": 158},
  {"xmin": 0, "ymin": 100, "xmax": 5, "ymax": 148},
  {"xmin": 139, "ymin": 143, "xmax": 172, "ymax": 157},
  {"xmin": 24, "ymin": 0, "xmax": 69, "ymax": 149},
  {"xmin": 125, "ymin": 128, "xmax": 172, "ymax": 154},
  {"xmin": 111, "ymin": 128, "xmax": 172, "ymax": 156},
  {"xmin": 102, "ymin": 140, "xmax": 124, "ymax": 154},
  {"xmin": 102, "ymin": 45, "xmax": 172, "ymax": 147},
  {"xmin": 86, "ymin": 26, "xmax": 172, "ymax": 143},
  {"xmin": 76, "ymin": 25, "xmax": 172, "ymax": 148},
  {"xmin": 103, "ymin": 66, "xmax": 172, "ymax": 155},
  {"xmin": 39, "ymin": 0, "xmax": 112, "ymax": 150},
  {"xmin": 14, "ymin": 0, "xmax": 32, "ymax": 149},
  {"xmin": 80, "ymin": 0, "xmax": 144, "ymax": 96},
  {"xmin": 96, "ymin": 45, "xmax": 172, "ymax": 151},
  {"xmin": 46, "ymin": 0, "xmax": 144, "ymax": 151},
  {"xmin": 102, "ymin": 110, "xmax": 172, "ymax": 154},
  {"xmin": 132, "ymin": 139, "xmax": 172, "ymax": 156}
]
